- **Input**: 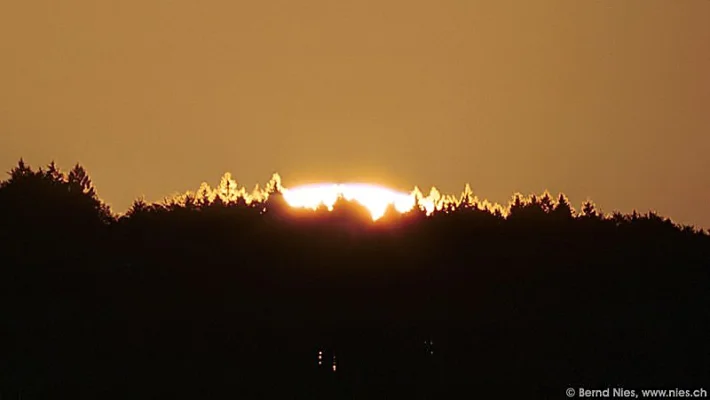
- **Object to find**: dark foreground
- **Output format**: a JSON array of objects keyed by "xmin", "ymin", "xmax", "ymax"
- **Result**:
[{"xmin": 1, "ymin": 163, "xmax": 709, "ymax": 398}]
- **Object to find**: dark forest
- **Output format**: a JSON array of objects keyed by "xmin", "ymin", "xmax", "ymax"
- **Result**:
[{"xmin": 1, "ymin": 160, "xmax": 708, "ymax": 399}]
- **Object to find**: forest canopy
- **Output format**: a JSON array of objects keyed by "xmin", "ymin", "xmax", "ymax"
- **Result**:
[
  {"xmin": 1, "ymin": 159, "xmax": 708, "ymax": 398},
  {"xmin": 1, "ymin": 159, "xmax": 705, "ymax": 235}
]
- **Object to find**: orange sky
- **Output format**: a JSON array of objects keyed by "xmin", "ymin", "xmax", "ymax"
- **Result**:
[{"xmin": 1, "ymin": 0, "xmax": 708, "ymax": 227}]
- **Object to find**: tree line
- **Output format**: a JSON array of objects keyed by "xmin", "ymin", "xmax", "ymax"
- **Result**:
[{"xmin": 1, "ymin": 159, "xmax": 708, "ymax": 399}]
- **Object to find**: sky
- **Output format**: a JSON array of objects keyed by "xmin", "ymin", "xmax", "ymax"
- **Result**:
[{"xmin": 1, "ymin": 0, "xmax": 708, "ymax": 226}]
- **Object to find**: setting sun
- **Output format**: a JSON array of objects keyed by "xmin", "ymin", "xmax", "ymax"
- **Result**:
[
  {"xmin": 176, "ymin": 173, "xmax": 496, "ymax": 221},
  {"xmin": 282, "ymin": 183, "xmax": 417, "ymax": 221}
]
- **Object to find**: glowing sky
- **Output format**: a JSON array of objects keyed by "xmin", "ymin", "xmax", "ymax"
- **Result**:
[{"xmin": 1, "ymin": 1, "xmax": 709, "ymax": 227}]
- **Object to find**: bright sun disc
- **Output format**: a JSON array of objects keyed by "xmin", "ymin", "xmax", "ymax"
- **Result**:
[{"xmin": 282, "ymin": 183, "xmax": 417, "ymax": 221}]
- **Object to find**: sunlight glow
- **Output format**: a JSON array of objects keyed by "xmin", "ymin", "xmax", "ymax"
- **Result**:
[
  {"xmin": 282, "ymin": 183, "xmax": 419, "ymax": 221},
  {"xmin": 171, "ymin": 172, "xmax": 508, "ymax": 222}
]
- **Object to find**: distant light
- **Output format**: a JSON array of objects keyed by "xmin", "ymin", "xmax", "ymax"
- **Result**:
[{"xmin": 282, "ymin": 183, "xmax": 420, "ymax": 221}]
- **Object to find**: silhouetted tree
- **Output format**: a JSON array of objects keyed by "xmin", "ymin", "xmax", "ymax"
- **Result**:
[
  {"xmin": 195, "ymin": 182, "xmax": 213, "ymax": 207},
  {"xmin": 507, "ymin": 193, "xmax": 526, "ymax": 219},
  {"xmin": 459, "ymin": 184, "xmax": 476, "ymax": 209},
  {"xmin": 68, "ymin": 163, "xmax": 95, "ymax": 197},
  {"xmin": 7, "ymin": 157, "xmax": 33, "ymax": 183},
  {"xmin": 552, "ymin": 193, "xmax": 574, "ymax": 220},
  {"xmin": 2, "ymin": 159, "xmax": 709, "ymax": 399},
  {"xmin": 539, "ymin": 192, "xmax": 554, "ymax": 214},
  {"xmin": 44, "ymin": 160, "xmax": 64, "ymax": 183},
  {"xmin": 580, "ymin": 200, "xmax": 599, "ymax": 219},
  {"xmin": 127, "ymin": 197, "xmax": 150, "ymax": 216}
]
